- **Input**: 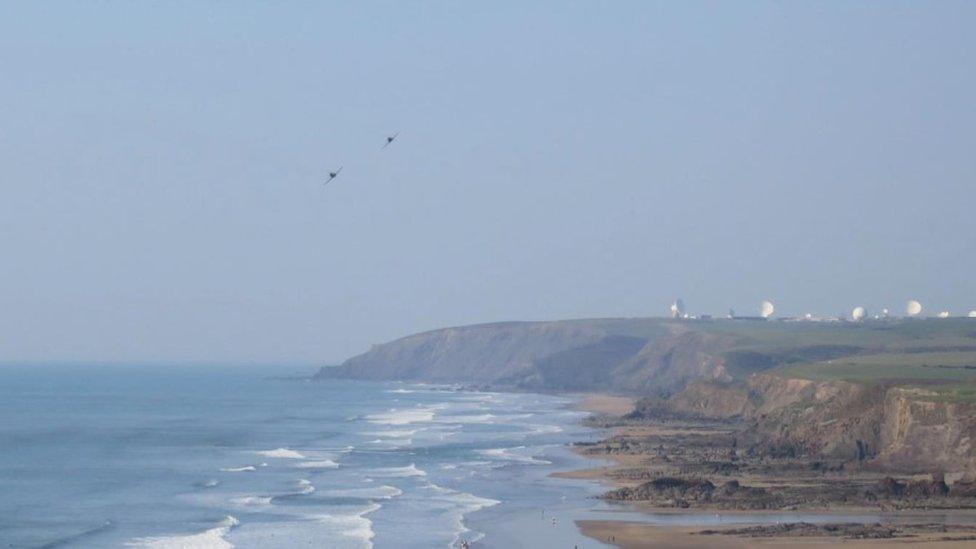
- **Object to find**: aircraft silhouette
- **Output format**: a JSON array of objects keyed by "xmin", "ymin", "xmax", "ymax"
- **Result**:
[
  {"xmin": 382, "ymin": 132, "xmax": 399, "ymax": 149},
  {"xmin": 324, "ymin": 167, "xmax": 343, "ymax": 185}
]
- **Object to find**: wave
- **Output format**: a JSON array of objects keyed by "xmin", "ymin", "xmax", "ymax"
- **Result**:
[
  {"xmin": 477, "ymin": 446, "xmax": 551, "ymax": 465},
  {"xmin": 197, "ymin": 479, "xmax": 220, "ymax": 488},
  {"xmin": 423, "ymin": 483, "xmax": 500, "ymax": 547},
  {"xmin": 296, "ymin": 459, "xmax": 339, "ymax": 469},
  {"xmin": 220, "ymin": 466, "xmax": 256, "ymax": 473},
  {"xmin": 365, "ymin": 407, "xmax": 437, "ymax": 425},
  {"xmin": 255, "ymin": 448, "xmax": 305, "ymax": 459},
  {"xmin": 364, "ymin": 428, "xmax": 425, "ymax": 438},
  {"xmin": 454, "ymin": 392, "xmax": 497, "ymax": 403},
  {"xmin": 521, "ymin": 423, "xmax": 563, "ymax": 435},
  {"xmin": 367, "ymin": 463, "xmax": 426, "ymax": 478},
  {"xmin": 368, "ymin": 437, "xmax": 413, "ymax": 448},
  {"xmin": 231, "ymin": 495, "xmax": 273, "ymax": 508},
  {"xmin": 295, "ymin": 481, "xmax": 316, "ymax": 496},
  {"xmin": 441, "ymin": 460, "xmax": 493, "ymax": 470},
  {"xmin": 317, "ymin": 503, "xmax": 381, "ymax": 548},
  {"xmin": 126, "ymin": 516, "xmax": 238, "ymax": 549},
  {"xmin": 320, "ymin": 485, "xmax": 403, "ymax": 500},
  {"xmin": 438, "ymin": 413, "xmax": 496, "ymax": 424},
  {"xmin": 434, "ymin": 412, "xmax": 531, "ymax": 425},
  {"xmin": 259, "ymin": 481, "xmax": 318, "ymax": 506}
]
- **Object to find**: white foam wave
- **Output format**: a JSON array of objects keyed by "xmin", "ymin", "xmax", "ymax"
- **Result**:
[
  {"xmin": 435, "ymin": 411, "xmax": 531, "ymax": 425},
  {"xmin": 368, "ymin": 437, "xmax": 412, "ymax": 447},
  {"xmin": 523, "ymin": 423, "xmax": 563, "ymax": 435},
  {"xmin": 441, "ymin": 413, "xmax": 495, "ymax": 424},
  {"xmin": 126, "ymin": 516, "xmax": 238, "ymax": 549},
  {"xmin": 367, "ymin": 463, "xmax": 426, "ymax": 477},
  {"xmin": 231, "ymin": 495, "xmax": 273, "ymax": 507},
  {"xmin": 365, "ymin": 407, "xmax": 436, "ymax": 425},
  {"xmin": 424, "ymin": 483, "xmax": 500, "ymax": 547},
  {"xmin": 477, "ymin": 446, "xmax": 551, "ymax": 465},
  {"xmin": 442, "ymin": 460, "xmax": 493, "ymax": 471},
  {"xmin": 296, "ymin": 459, "xmax": 340, "ymax": 469},
  {"xmin": 364, "ymin": 428, "xmax": 424, "ymax": 438},
  {"xmin": 291, "ymin": 479, "xmax": 316, "ymax": 494},
  {"xmin": 220, "ymin": 466, "xmax": 256, "ymax": 473},
  {"xmin": 317, "ymin": 503, "xmax": 381, "ymax": 547},
  {"xmin": 454, "ymin": 392, "xmax": 497, "ymax": 403},
  {"xmin": 255, "ymin": 448, "xmax": 305, "ymax": 459},
  {"xmin": 321, "ymin": 485, "xmax": 403, "ymax": 500}
]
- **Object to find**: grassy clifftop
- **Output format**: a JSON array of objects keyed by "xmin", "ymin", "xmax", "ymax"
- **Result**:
[{"xmin": 317, "ymin": 317, "xmax": 976, "ymax": 396}]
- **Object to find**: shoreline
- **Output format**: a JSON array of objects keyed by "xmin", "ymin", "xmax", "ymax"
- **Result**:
[
  {"xmin": 575, "ymin": 520, "xmax": 976, "ymax": 549},
  {"xmin": 561, "ymin": 392, "xmax": 976, "ymax": 548}
]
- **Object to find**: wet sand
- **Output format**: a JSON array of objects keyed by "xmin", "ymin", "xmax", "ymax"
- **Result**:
[
  {"xmin": 577, "ymin": 520, "xmax": 976, "ymax": 548},
  {"xmin": 572, "ymin": 393, "xmax": 635, "ymax": 416}
]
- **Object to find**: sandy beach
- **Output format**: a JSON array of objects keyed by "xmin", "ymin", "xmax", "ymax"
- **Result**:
[
  {"xmin": 577, "ymin": 520, "xmax": 976, "ymax": 549},
  {"xmin": 572, "ymin": 394, "xmax": 636, "ymax": 416}
]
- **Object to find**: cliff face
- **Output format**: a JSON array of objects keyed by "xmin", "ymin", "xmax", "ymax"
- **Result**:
[
  {"xmin": 876, "ymin": 388, "xmax": 976, "ymax": 475},
  {"xmin": 315, "ymin": 319, "xmax": 754, "ymax": 395},
  {"xmin": 653, "ymin": 374, "xmax": 976, "ymax": 476}
]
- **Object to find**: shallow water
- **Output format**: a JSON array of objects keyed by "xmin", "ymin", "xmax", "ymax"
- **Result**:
[{"xmin": 0, "ymin": 364, "xmax": 606, "ymax": 548}]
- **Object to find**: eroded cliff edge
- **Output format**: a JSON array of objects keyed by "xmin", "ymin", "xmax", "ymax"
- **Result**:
[
  {"xmin": 317, "ymin": 317, "xmax": 976, "ymax": 475},
  {"xmin": 640, "ymin": 374, "xmax": 976, "ymax": 476}
]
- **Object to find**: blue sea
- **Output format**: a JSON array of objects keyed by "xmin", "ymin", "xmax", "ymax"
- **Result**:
[{"xmin": 0, "ymin": 364, "xmax": 616, "ymax": 548}]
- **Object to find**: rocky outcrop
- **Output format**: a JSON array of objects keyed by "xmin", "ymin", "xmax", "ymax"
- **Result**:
[{"xmin": 603, "ymin": 477, "xmax": 717, "ymax": 507}]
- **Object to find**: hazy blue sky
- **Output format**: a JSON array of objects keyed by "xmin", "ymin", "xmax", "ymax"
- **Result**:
[{"xmin": 1, "ymin": 2, "xmax": 974, "ymax": 364}]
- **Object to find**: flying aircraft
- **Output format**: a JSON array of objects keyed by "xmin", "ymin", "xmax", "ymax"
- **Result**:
[
  {"xmin": 324, "ymin": 167, "xmax": 343, "ymax": 185},
  {"xmin": 382, "ymin": 132, "xmax": 399, "ymax": 149}
]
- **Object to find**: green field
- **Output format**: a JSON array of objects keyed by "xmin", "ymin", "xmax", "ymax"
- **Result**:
[
  {"xmin": 699, "ymin": 318, "xmax": 976, "ymax": 352},
  {"xmin": 785, "ymin": 355, "xmax": 976, "ymax": 383},
  {"xmin": 694, "ymin": 318, "xmax": 976, "ymax": 386}
]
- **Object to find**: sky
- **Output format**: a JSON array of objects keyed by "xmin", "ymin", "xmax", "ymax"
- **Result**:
[{"xmin": 1, "ymin": 2, "xmax": 974, "ymax": 365}]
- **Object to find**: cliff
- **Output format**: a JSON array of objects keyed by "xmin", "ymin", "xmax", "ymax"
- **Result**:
[
  {"xmin": 318, "ymin": 316, "xmax": 976, "ymax": 475},
  {"xmin": 315, "ymin": 318, "xmax": 763, "ymax": 395},
  {"xmin": 642, "ymin": 373, "xmax": 976, "ymax": 476}
]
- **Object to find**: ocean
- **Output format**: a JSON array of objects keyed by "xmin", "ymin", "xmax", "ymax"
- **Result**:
[{"xmin": 0, "ymin": 364, "xmax": 610, "ymax": 548}]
